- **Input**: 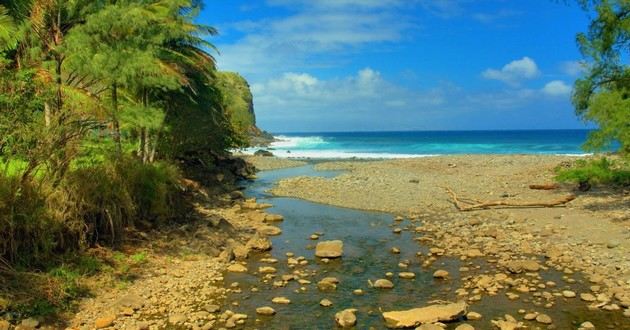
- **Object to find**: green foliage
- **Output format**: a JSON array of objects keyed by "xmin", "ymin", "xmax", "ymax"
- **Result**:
[
  {"xmin": 215, "ymin": 71, "xmax": 255, "ymax": 138},
  {"xmin": 574, "ymin": 0, "xmax": 630, "ymax": 155},
  {"xmin": 556, "ymin": 157, "xmax": 630, "ymax": 186},
  {"xmin": 0, "ymin": 156, "xmax": 183, "ymax": 266},
  {"xmin": 0, "ymin": 5, "xmax": 18, "ymax": 51},
  {"xmin": 0, "ymin": 0, "xmax": 255, "ymax": 317}
]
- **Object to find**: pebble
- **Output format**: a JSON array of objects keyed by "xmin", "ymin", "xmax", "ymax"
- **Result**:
[
  {"xmin": 562, "ymin": 290, "xmax": 576, "ymax": 298},
  {"xmin": 168, "ymin": 313, "xmax": 187, "ymax": 325},
  {"xmin": 398, "ymin": 272, "xmax": 415, "ymax": 279},
  {"xmin": 95, "ymin": 315, "xmax": 116, "ymax": 329},
  {"xmin": 535, "ymin": 313, "xmax": 552, "ymax": 324},
  {"xmin": 466, "ymin": 312, "xmax": 482, "ymax": 320},
  {"xmin": 607, "ymin": 240, "xmax": 620, "ymax": 248},
  {"xmin": 455, "ymin": 324, "xmax": 475, "ymax": 330},
  {"xmin": 373, "ymin": 279, "xmax": 394, "ymax": 289},
  {"xmin": 255, "ymin": 306, "xmax": 276, "ymax": 316},
  {"xmin": 580, "ymin": 321, "xmax": 595, "ymax": 329},
  {"xmin": 272, "ymin": 297, "xmax": 291, "ymax": 304},
  {"xmin": 433, "ymin": 269, "xmax": 449, "ymax": 279},
  {"xmin": 320, "ymin": 299, "xmax": 333, "ymax": 307},
  {"xmin": 580, "ymin": 293, "xmax": 597, "ymax": 302},
  {"xmin": 227, "ymin": 263, "xmax": 248, "ymax": 273},
  {"xmin": 335, "ymin": 309, "xmax": 357, "ymax": 328}
]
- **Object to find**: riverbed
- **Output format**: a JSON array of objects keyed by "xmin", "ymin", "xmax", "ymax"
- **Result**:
[{"xmin": 223, "ymin": 164, "xmax": 629, "ymax": 329}]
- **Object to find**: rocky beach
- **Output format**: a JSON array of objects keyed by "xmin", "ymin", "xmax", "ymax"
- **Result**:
[{"xmin": 56, "ymin": 155, "xmax": 630, "ymax": 329}]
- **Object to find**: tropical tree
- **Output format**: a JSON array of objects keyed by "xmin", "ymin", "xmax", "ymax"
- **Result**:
[{"xmin": 574, "ymin": 0, "xmax": 630, "ymax": 155}]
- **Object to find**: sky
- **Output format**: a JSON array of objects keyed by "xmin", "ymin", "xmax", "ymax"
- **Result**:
[{"xmin": 200, "ymin": 0, "xmax": 593, "ymax": 133}]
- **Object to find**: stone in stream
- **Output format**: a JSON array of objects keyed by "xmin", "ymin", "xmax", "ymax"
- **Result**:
[
  {"xmin": 264, "ymin": 213, "xmax": 284, "ymax": 222},
  {"xmin": 466, "ymin": 311, "xmax": 482, "ymax": 320},
  {"xmin": 535, "ymin": 313, "xmax": 552, "ymax": 324},
  {"xmin": 416, "ymin": 324, "xmax": 443, "ymax": 330},
  {"xmin": 433, "ymin": 269, "xmax": 449, "ymax": 279},
  {"xmin": 258, "ymin": 226, "xmax": 282, "ymax": 236},
  {"xmin": 391, "ymin": 247, "xmax": 401, "ymax": 254},
  {"xmin": 315, "ymin": 240, "xmax": 343, "ymax": 258},
  {"xmin": 310, "ymin": 234, "xmax": 319, "ymax": 240},
  {"xmin": 373, "ymin": 279, "xmax": 394, "ymax": 289},
  {"xmin": 320, "ymin": 299, "xmax": 333, "ymax": 307},
  {"xmin": 505, "ymin": 260, "xmax": 541, "ymax": 274},
  {"xmin": 272, "ymin": 297, "xmax": 291, "ymax": 304},
  {"xmin": 227, "ymin": 263, "xmax": 247, "ymax": 273},
  {"xmin": 256, "ymin": 306, "xmax": 276, "ymax": 316},
  {"xmin": 562, "ymin": 290, "xmax": 576, "ymax": 298},
  {"xmin": 398, "ymin": 272, "xmax": 415, "ymax": 279},
  {"xmin": 523, "ymin": 313, "xmax": 537, "ymax": 320},
  {"xmin": 381, "ymin": 301, "xmax": 467, "ymax": 328},
  {"xmin": 455, "ymin": 324, "xmax": 475, "ymax": 330},
  {"xmin": 258, "ymin": 266, "xmax": 276, "ymax": 274},
  {"xmin": 318, "ymin": 277, "xmax": 339, "ymax": 291},
  {"xmin": 335, "ymin": 309, "xmax": 357, "ymax": 328},
  {"xmin": 580, "ymin": 293, "xmax": 597, "ymax": 302}
]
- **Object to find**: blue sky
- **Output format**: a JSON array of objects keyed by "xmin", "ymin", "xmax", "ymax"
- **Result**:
[{"xmin": 200, "ymin": 0, "xmax": 592, "ymax": 132}]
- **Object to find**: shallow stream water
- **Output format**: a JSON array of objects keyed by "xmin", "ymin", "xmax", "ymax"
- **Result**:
[{"xmin": 223, "ymin": 165, "xmax": 629, "ymax": 329}]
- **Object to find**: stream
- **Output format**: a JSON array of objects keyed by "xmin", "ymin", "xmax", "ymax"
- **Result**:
[{"xmin": 223, "ymin": 164, "xmax": 629, "ymax": 329}]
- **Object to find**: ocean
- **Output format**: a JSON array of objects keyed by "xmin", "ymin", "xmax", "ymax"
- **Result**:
[{"xmin": 245, "ymin": 129, "xmax": 595, "ymax": 159}]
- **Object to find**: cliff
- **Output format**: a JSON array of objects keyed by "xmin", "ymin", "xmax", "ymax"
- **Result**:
[{"xmin": 215, "ymin": 71, "xmax": 273, "ymax": 146}]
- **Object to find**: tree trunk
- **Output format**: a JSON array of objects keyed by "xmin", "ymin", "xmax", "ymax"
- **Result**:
[
  {"xmin": 149, "ymin": 132, "xmax": 157, "ymax": 163},
  {"xmin": 111, "ymin": 83, "xmax": 122, "ymax": 156},
  {"xmin": 44, "ymin": 102, "xmax": 51, "ymax": 127},
  {"xmin": 55, "ymin": 56, "xmax": 63, "ymax": 116},
  {"xmin": 143, "ymin": 130, "xmax": 151, "ymax": 164},
  {"xmin": 139, "ymin": 127, "xmax": 147, "ymax": 163}
]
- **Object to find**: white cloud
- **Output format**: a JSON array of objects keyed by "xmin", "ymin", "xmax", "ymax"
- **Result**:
[
  {"xmin": 482, "ymin": 57, "xmax": 540, "ymax": 85},
  {"xmin": 216, "ymin": 4, "xmax": 416, "ymax": 77},
  {"xmin": 251, "ymin": 68, "xmax": 446, "ymax": 120},
  {"xmin": 560, "ymin": 60, "xmax": 586, "ymax": 77},
  {"xmin": 542, "ymin": 80, "xmax": 572, "ymax": 97}
]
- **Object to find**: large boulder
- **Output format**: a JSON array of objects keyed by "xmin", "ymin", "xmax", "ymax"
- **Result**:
[
  {"xmin": 315, "ymin": 240, "xmax": 343, "ymax": 258},
  {"xmin": 254, "ymin": 149, "xmax": 273, "ymax": 157},
  {"xmin": 382, "ymin": 302, "xmax": 467, "ymax": 328}
]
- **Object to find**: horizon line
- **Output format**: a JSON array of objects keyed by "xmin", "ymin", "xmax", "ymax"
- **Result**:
[{"xmin": 267, "ymin": 128, "xmax": 594, "ymax": 135}]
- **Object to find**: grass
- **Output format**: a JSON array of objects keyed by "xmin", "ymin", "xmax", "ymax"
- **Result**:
[
  {"xmin": 556, "ymin": 157, "xmax": 630, "ymax": 187},
  {"xmin": 0, "ymin": 249, "xmax": 152, "ymax": 318}
]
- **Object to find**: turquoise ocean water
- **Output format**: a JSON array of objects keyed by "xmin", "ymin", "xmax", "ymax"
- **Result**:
[{"xmin": 246, "ymin": 129, "xmax": 596, "ymax": 158}]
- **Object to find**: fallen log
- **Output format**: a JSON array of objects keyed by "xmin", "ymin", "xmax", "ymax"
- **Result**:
[
  {"xmin": 444, "ymin": 187, "xmax": 576, "ymax": 211},
  {"xmin": 529, "ymin": 183, "xmax": 559, "ymax": 190}
]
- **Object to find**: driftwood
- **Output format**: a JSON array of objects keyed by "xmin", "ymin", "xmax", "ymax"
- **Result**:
[
  {"xmin": 529, "ymin": 183, "xmax": 559, "ymax": 190},
  {"xmin": 444, "ymin": 187, "xmax": 576, "ymax": 211}
]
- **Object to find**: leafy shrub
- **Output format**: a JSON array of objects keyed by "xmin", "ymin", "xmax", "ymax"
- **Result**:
[
  {"xmin": 556, "ymin": 157, "xmax": 630, "ymax": 186},
  {"xmin": 0, "ymin": 156, "xmax": 183, "ymax": 267}
]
